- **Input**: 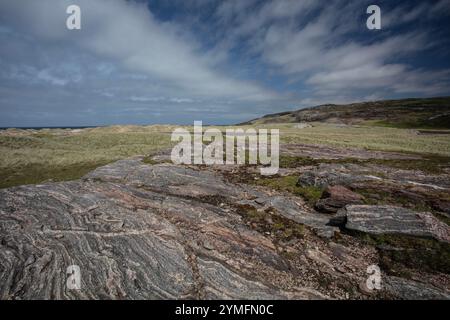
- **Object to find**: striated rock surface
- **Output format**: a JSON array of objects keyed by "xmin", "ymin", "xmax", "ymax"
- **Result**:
[
  {"xmin": 0, "ymin": 159, "xmax": 338, "ymax": 300},
  {"xmin": 1, "ymin": 157, "xmax": 449, "ymax": 300},
  {"xmin": 86, "ymin": 159, "xmax": 339, "ymax": 238},
  {"xmin": 343, "ymin": 205, "xmax": 450, "ymax": 243}
]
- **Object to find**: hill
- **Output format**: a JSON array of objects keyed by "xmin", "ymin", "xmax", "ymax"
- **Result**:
[{"xmin": 242, "ymin": 97, "xmax": 450, "ymax": 129}]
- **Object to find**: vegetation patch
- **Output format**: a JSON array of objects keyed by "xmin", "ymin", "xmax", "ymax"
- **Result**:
[
  {"xmin": 279, "ymin": 155, "xmax": 320, "ymax": 168},
  {"xmin": 279, "ymin": 154, "xmax": 450, "ymax": 174},
  {"xmin": 142, "ymin": 155, "xmax": 160, "ymax": 165},
  {"xmin": 237, "ymin": 204, "xmax": 305, "ymax": 243},
  {"xmin": 0, "ymin": 127, "xmax": 173, "ymax": 188},
  {"xmin": 254, "ymin": 175, "xmax": 324, "ymax": 206},
  {"xmin": 368, "ymin": 115, "xmax": 450, "ymax": 130},
  {"xmin": 356, "ymin": 232, "xmax": 450, "ymax": 276},
  {"xmin": 0, "ymin": 161, "xmax": 111, "ymax": 189}
]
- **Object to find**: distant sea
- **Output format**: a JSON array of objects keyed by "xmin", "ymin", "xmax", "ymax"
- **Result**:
[{"xmin": 0, "ymin": 126, "xmax": 99, "ymax": 130}]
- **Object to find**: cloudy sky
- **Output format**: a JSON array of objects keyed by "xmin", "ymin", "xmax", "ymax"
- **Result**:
[{"xmin": 0, "ymin": 0, "xmax": 449, "ymax": 126}]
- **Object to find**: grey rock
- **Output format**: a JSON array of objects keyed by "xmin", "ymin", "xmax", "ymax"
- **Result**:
[
  {"xmin": 1, "ymin": 158, "xmax": 448, "ymax": 300},
  {"xmin": 384, "ymin": 276, "xmax": 450, "ymax": 300},
  {"xmin": 87, "ymin": 160, "xmax": 338, "ymax": 238},
  {"xmin": 296, "ymin": 165, "xmax": 368, "ymax": 188},
  {"xmin": 343, "ymin": 205, "xmax": 450, "ymax": 243},
  {"xmin": 0, "ymin": 159, "xmax": 332, "ymax": 300}
]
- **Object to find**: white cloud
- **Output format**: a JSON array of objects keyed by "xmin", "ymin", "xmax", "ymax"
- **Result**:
[
  {"xmin": 214, "ymin": 0, "xmax": 450, "ymax": 98},
  {"xmin": 0, "ymin": 0, "xmax": 449, "ymax": 126},
  {"xmin": 0, "ymin": 0, "xmax": 275, "ymax": 100}
]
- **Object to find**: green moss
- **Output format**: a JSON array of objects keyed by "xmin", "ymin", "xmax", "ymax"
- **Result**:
[
  {"xmin": 254, "ymin": 175, "xmax": 324, "ymax": 205},
  {"xmin": 356, "ymin": 233, "xmax": 450, "ymax": 275},
  {"xmin": 142, "ymin": 155, "xmax": 159, "ymax": 165},
  {"xmin": 237, "ymin": 205, "xmax": 305, "ymax": 242},
  {"xmin": 279, "ymin": 155, "xmax": 319, "ymax": 168},
  {"xmin": 0, "ymin": 161, "xmax": 111, "ymax": 189},
  {"xmin": 435, "ymin": 213, "xmax": 450, "ymax": 226}
]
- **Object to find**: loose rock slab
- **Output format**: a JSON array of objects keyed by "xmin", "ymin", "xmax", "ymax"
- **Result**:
[
  {"xmin": 315, "ymin": 185, "xmax": 364, "ymax": 213},
  {"xmin": 344, "ymin": 205, "xmax": 450, "ymax": 243}
]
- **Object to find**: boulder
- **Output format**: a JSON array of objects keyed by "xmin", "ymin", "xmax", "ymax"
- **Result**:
[
  {"xmin": 293, "ymin": 122, "xmax": 312, "ymax": 129},
  {"xmin": 315, "ymin": 185, "xmax": 364, "ymax": 213},
  {"xmin": 296, "ymin": 165, "xmax": 371, "ymax": 188},
  {"xmin": 343, "ymin": 205, "xmax": 450, "ymax": 243}
]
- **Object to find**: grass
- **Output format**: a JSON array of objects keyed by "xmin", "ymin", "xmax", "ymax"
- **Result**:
[
  {"xmin": 277, "ymin": 123, "xmax": 450, "ymax": 156},
  {"xmin": 204, "ymin": 121, "xmax": 450, "ymax": 157},
  {"xmin": 246, "ymin": 96, "xmax": 450, "ymax": 129},
  {"xmin": 279, "ymin": 154, "xmax": 450, "ymax": 174},
  {"xmin": 0, "ymin": 126, "xmax": 173, "ymax": 188},
  {"xmin": 1, "ymin": 122, "xmax": 450, "ymax": 188},
  {"xmin": 367, "ymin": 115, "xmax": 450, "ymax": 130}
]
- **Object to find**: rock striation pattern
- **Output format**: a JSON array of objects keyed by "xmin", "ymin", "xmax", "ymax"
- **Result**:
[
  {"xmin": 343, "ymin": 205, "xmax": 450, "ymax": 243},
  {"xmin": 0, "ymin": 159, "xmax": 333, "ymax": 299},
  {"xmin": 1, "ymin": 157, "xmax": 449, "ymax": 300}
]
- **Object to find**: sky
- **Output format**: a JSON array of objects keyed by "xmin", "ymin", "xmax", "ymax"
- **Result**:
[{"xmin": 0, "ymin": 0, "xmax": 449, "ymax": 127}]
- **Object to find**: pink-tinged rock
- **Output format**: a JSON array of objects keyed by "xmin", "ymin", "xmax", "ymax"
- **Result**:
[{"xmin": 315, "ymin": 185, "xmax": 364, "ymax": 213}]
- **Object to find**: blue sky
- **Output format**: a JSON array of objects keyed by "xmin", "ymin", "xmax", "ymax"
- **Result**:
[{"xmin": 0, "ymin": 0, "xmax": 449, "ymax": 126}]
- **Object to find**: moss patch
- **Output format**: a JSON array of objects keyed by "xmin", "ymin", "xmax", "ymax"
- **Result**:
[
  {"xmin": 254, "ymin": 175, "xmax": 323, "ymax": 205},
  {"xmin": 237, "ymin": 205, "xmax": 305, "ymax": 243},
  {"xmin": 356, "ymin": 233, "xmax": 450, "ymax": 276},
  {"xmin": 142, "ymin": 155, "xmax": 159, "ymax": 165}
]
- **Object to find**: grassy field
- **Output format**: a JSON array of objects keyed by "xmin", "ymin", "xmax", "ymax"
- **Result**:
[
  {"xmin": 214, "ymin": 122, "xmax": 450, "ymax": 156},
  {"xmin": 0, "ymin": 126, "xmax": 175, "ymax": 188},
  {"xmin": 1, "ymin": 122, "xmax": 449, "ymax": 189},
  {"xmin": 276, "ymin": 123, "xmax": 450, "ymax": 155}
]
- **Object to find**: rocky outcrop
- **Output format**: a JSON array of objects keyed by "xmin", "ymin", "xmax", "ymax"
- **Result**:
[
  {"xmin": 292, "ymin": 123, "xmax": 312, "ymax": 129},
  {"xmin": 1, "ymin": 158, "xmax": 449, "ymax": 300},
  {"xmin": 296, "ymin": 162, "xmax": 450, "ymax": 190},
  {"xmin": 296, "ymin": 164, "xmax": 375, "ymax": 188},
  {"xmin": 0, "ymin": 159, "xmax": 341, "ymax": 300},
  {"xmin": 315, "ymin": 185, "xmax": 364, "ymax": 213},
  {"xmin": 295, "ymin": 161, "xmax": 450, "ymax": 218},
  {"xmin": 343, "ymin": 205, "xmax": 450, "ymax": 243},
  {"xmin": 242, "ymin": 97, "xmax": 450, "ymax": 129},
  {"xmin": 85, "ymin": 159, "xmax": 339, "ymax": 239}
]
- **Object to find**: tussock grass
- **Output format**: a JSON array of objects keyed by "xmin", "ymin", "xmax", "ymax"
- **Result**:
[
  {"xmin": 207, "ymin": 123, "xmax": 450, "ymax": 156},
  {"xmin": 0, "ymin": 126, "xmax": 173, "ymax": 188},
  {"xmin": 1, "ymin": 122, "xmax": 449, "ymax": 188},
  {"xmin": 277, "ymin": 123, "xmax": 450, "ymax": 156}
]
